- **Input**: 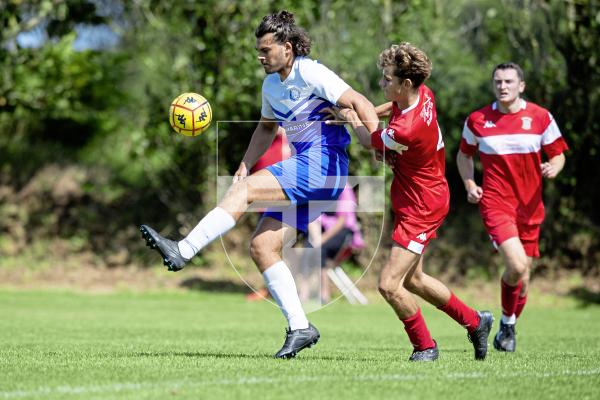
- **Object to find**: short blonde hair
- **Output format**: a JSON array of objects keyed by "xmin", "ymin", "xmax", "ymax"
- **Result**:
[{"xmin": 377, "ymin": 42, "xmax": 432, "ymax": 88}]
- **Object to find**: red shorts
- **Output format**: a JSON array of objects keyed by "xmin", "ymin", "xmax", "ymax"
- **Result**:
[
  {"xmin": 391, "ymin": 214, "xmax": 443, "ymax": 255},
  {"xmin": 480, "ymin": 208, "xmax": 541, "ymax": 257}
]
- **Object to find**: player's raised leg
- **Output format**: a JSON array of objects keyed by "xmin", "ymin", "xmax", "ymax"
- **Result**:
[
  {"xmin": 250, "ymin": 216, "xmax": 319, "ymax": 358},
  {"xmin": 378, "ymin": 245, "xmax": 438, "ymax": 361},
  {"xmin": 140, "ymin": 169, "xmax": 287, "ymax": 271},
  {"xmin": 404, "ymin": 257, "xmax": 494, "ymax": 360}
]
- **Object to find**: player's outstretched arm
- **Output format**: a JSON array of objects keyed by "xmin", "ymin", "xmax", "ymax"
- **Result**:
[
  {"xmin": 323, "ymin": 89, "xmax": 378, "ymax": 149},
  {"xmin": 336, "ymin": 89, "xmax": 379, "ymax": 134},
  {"xmin": 324, "ymin": 107, "xmax": 373, "ymax": 149},
  {"xmin": 541, "ymin": 153, "xmax": 566, "ymax": 179},
  {"xmin": 457, "ymin": 150, "xmax": 483, "ymax": 204},
  {"xmin": 234, "ymin": 118, "xmax": 279, "ymax": 182}
]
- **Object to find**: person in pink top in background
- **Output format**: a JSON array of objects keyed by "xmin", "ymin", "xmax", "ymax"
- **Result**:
[{"xmin": 308, "ymin": 184, "xmax": 364, "ymax": 303}]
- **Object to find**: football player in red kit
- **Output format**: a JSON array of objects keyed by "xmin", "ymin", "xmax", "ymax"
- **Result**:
[
  {"xmin": 326, "ymin": 43, "xmax": 493, "ymax": 361},
  {"xmin": 457, "ymin": 62, "xmax": 568, "ymax": 352}
]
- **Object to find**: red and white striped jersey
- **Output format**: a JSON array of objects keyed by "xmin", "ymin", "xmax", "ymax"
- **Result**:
[
  {"xmin": 372, "ymin": 85, "xmax": 449, "ymax": 222},
  {"xmin": 460, "ymin": 100, "xmax": 569, "ymax": 224}
]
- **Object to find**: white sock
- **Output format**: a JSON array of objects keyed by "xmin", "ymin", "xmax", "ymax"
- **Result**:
[
  {"xmin": 178, "ymin": 207, "xmax": 236, "ymax": 260},
  {"xmin": 263, "ymin": 261, "xmax": 309, "ymax": 330},
  {"xmin": 501, "ymin": 314, "xmax": 516, "ymax": 325}
]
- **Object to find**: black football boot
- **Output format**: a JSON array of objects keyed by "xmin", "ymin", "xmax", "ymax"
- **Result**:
[
  {"xmin": 408, "ymin": 341, "xmax": 439, "ymax": 362},
  {"xmin": 140, "ymin": 225, "xmax": 187, "ymax": 272},
  {"xmin": 493, "ymin": 321, "xmax": 516, "ymax": 352},
  {"xmin": 274, "ymin": 323, "xmax": 320, "ymax": 359},
  {"xmin": 467, "ymin": 311, "xmax": 494, "ymax": 360}
]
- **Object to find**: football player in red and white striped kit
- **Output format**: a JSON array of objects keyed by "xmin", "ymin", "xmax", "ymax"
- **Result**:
[
  {"xmin": 327, "ymin": 43, "xmax": 494, "ymax": 362},
  {"xmin": 457, "ymin": 62, "xmax": 568, "ymax": 352}
]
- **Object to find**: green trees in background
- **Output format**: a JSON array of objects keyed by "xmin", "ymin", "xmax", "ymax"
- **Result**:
[{"xmin": 0, "ymin": 0, "xmax": 598, "ymax": 275}]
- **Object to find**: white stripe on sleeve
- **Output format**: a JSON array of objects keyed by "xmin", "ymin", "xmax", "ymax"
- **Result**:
[
  {"xmin": 541, "ymin": 115, "xmax": 563, "ymax": 145},
  {"xmin": 381, "ymin": 128, "xmax": 406, "ymax": 152},
  {"xmin": 437, "ymin": 125, "xmax": 445, "ymax": 150},
  {"xmin": 461, "ymin": 122, "xmax": 478, "ymax": 145}
]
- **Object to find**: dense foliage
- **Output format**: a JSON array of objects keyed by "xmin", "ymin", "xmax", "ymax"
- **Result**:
[{"xmin": 1, "ymin": 0, "xmax": 598, "ymax": 276}]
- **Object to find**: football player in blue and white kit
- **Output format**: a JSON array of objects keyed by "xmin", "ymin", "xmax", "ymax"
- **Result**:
[{"xmin": 140, "ymin": 10, "xmax": 378, "ymax": 358}]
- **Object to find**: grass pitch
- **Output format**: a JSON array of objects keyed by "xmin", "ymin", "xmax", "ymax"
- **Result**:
[{"xmin": 0, "ymin": 289, "xmax": 599, "ymax": 399}]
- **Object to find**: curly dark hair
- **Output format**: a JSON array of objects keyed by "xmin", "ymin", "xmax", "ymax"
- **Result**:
[
  {"xmin": 255, "ymin": 10, "xmax": 311, "ymax": 57},
  {"xmin": 377, "ymin": 42, "xmax": 432, "ymax": 88}
]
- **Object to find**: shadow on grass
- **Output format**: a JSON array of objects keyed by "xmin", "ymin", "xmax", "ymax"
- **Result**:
[
  {"xmin": 179, "ymin": 277, "xmax": 250, "ymax": 294},
  {"xmin": 568, "ymin": 287, "xmax": 600, "ymax": 307},
  {"xmin": 135, "ymin": 351, "xmax": 271, "ymax": 359},
  {"xmin": 133, "ymin": 351, "xmax": 379, "ymax": 362}
]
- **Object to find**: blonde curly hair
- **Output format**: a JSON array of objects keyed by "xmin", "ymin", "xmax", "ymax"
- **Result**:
[{"xmin": 377, "ymin": 43, "xmax": 432, "ymax": 88}]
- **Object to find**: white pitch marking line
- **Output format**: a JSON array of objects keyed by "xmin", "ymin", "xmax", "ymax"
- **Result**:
[{"xmin": 1, "ymin": 369, "xmax": 599, "ymax": 398}]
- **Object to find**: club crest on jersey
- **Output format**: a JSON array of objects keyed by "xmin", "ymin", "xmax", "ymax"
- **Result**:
[
  {"xmin": 382, "ymin": 128, "xmax": 408, "ymax": 154},
  {"xmin": 288, "ymin": 87, "xmax": 301, "ymax": 101},
  {"xmin": 420, "ymin": 94, "xmax": 433, "ymax": 126},
  {"xmin": 521, "ymin": 117, "xmax": 532, "ymax": 130}
]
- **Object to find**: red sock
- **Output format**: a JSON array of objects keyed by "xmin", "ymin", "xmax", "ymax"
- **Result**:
[
  {"xmin": 401, "ymin": 308, "xmax": 435, "ymax": 351},
  {"xmin": 515, "ymin": 294, "xmax": 528, "ymax": 318},
  {"xmin": 501, "ymin": 279, "xmax": 523, "ymax": 317},
  {"xmin": 438, "ymin": 292, "xmax": 481, "ymax": 333}
]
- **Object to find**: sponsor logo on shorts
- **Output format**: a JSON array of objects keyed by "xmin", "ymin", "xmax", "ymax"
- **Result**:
[
  {"xmin": 408, "ymin": 240, "xmax": 425, "ymax": 254},
  {"xmin": 416, "ymin": 232, "xmax": 427, "ymax": 242}
]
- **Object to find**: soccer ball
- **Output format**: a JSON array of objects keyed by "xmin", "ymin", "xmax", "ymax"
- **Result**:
[{"xmin": 169, "ymin": 92, "xmax": 212, "ymax": 136}]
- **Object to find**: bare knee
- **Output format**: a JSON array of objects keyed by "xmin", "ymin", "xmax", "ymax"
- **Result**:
[
  {"xmin": 220, "ymin": 181, "xmax": 250, "ymax": 219},
  {"xmin": 250, "ymin": 235, "xmax": 280, "ymax": 270},
  {"xmin": 512, "ymin": 256, "xmax": 529, "ymax": 275},
  {"xmin": 505, "ymin": 257, "xmax": 529, "ymax": 284},
  {"xmin": 500, "ymin": 239, "xmax": 532, "ymax": 284},
  {"xmin": 378, "ymin": 275, "xmax": 401, "ymax": 302},
  {"xmin": 227, "ymin": 174, "xmax": 277, "ymax": 205},
  {"xmin": 249, "ymin": 236, "xmax": 269, "ymax": 264}
]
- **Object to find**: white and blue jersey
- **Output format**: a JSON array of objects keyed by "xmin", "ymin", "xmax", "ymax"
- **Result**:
[
  {"xmin": 260, "ymin": 57, "xmax": 351, "ymax": 232},
  {"xmin": 261, "ymin": 56, "xmax": 352, "ymax": 153}
]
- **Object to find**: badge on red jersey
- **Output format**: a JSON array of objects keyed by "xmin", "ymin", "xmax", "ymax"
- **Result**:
[{"xmin": 521, "ymin": 117, "xmax": 532, "ymax": 130}]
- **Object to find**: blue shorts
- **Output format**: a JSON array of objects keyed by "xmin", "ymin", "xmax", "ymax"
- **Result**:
[{"xmin": 264, "ymin": 146, "xmax": 348, "ymax": 232}]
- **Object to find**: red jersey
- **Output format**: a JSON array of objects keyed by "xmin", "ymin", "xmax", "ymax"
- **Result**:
[
  {"xmin": 251, "ymin": 131, "xmax": 291, "ymax": 173},
  {"xmin": 371, "ymin": 85, "xmax": 449, "ymax": 222},
  {"xmin": 460, "ymin": 100, "xmax": 569, "ymax": 224}
]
